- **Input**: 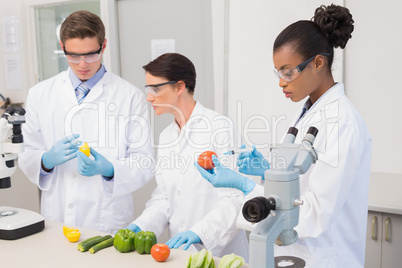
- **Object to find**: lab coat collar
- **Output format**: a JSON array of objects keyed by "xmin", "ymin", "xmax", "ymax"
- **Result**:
[
  {"xmin": 60, "ymin": 67, "xmax": 112, "ymax": 105},
  {"xmin": 69, "ymin": 64, "xmax": 107, "ymax": 89},
  {"xmin": 295, "ymin": 83, "xmax": 345, "ymax": 128},
  {"xmin": 302, "ymin": 83, "xmax": 344, "ymax": 115},
  {"xmin": 172, "ymin": 101, "xmax": 205, "ymax": 134}
]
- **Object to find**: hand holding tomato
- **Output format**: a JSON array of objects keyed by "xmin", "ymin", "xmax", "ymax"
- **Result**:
[
  {"xmin": 198, "ymin": 151, "xmax": 217, "ymax": 170},
  {"xmin": 151, "ymin": 243, "xmax": 170, "ymax": 262}
]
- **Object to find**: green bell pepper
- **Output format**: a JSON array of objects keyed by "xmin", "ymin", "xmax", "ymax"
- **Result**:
[
  {"xmin": 113, "ymin": 229, "xmax": 136, "ymax": 253},
  {"xmin": 135, "ymin": 231, "xmax": 157, "ymax": 254}
]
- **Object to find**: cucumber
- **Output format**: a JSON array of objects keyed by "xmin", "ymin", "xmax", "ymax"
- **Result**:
[
  {"xmin": 89, "ymin": 236, "xmax": 114, "ymax": 254},
  {"xmin": 77, "ymin": 235, "xmax": 112, "ymax": 252}
]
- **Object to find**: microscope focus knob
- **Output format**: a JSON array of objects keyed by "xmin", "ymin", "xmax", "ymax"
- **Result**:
[{"xmin": 242, "ymin": 197, "xmax": 276, "ymax": 223}]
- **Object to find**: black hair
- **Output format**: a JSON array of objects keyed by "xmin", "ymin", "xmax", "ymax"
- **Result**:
[
  {"xmin": 273, "ymin": 4, "xmax": 354, "ymax": 70},
  {"xmin": 143, "ymin": 53, "xmax": 196, "ymax": 94}
]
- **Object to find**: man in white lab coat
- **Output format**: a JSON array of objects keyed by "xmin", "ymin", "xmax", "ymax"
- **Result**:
[
  {"xmin": 18, "ymin": 10, "xmax": 154, "ymax": 233},
  {"xmin": 126, "ymin": 53, "xmax": 249, "ymax": 260}
]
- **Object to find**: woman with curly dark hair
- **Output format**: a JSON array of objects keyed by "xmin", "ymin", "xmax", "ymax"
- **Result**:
[{"xmin": 197, "ymin": 4, "xmax": 372, "ymax": 267}]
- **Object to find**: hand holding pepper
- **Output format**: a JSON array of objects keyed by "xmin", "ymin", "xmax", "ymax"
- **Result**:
[
  {"xmin": 77, "ymin": 147, "xmax": 114, "ymax": 178},
  {"xmin": 166, "ymin": 230, "xmax": 201, "ymax": 250}
]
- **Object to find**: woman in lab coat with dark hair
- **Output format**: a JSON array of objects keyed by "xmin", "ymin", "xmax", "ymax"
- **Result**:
[
  {"xmin": 126, "ymin": 53, "xmax": 249, "ymax": 260},
  {"xmin": 196, "ymin": 4, "xmax": 372, "ymax": 267}
]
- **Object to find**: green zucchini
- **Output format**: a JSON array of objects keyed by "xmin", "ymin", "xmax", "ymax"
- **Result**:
[
  {"xmin": 77, "ymin": 235, "xmax": 101, "ymax": 251},
  {"xmin": 89, "ymin": 237, "xmax": 114, "ymax": 254},
  {"xmin": 77, "ymin": 235, "xmax": 112, "ymax": 252}
]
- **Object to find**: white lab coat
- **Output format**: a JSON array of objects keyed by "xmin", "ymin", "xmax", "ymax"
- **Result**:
[
  {"xmin": 133, "ymin": 102, "xmax": 249, "ymax": 260},
  {"xmin": 18, "ymin": 69, "xmax": 154, "ymax": 233},
  {"xmin": 247, "ymin": 83, "xmax": 371, "ymax": 267}
]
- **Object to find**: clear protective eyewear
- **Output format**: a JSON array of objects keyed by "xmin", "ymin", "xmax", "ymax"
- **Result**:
[
  {"xmin": 63, "ymin": 43, "xmax": 103, "ymax": 64},
  {"xmin": 274, "ymin": 53, "xmax": 330, "ymax": 83},
  {"xmin": 144, "ymin": 81, "xmax": 178, "ymax": 96}
]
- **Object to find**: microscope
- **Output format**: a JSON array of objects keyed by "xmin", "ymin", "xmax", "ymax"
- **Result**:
[
  {"xmin": 0, "ymin": 106, "xmax": 45, "ymax": 240},
  {"xmin": 242, "ymin": 126, "xmax": 319, "ymax": 268}
]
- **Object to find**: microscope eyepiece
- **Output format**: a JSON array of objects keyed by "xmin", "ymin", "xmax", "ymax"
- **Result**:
[
  {"xmin": 0, "ymin": 177, "xmax": 11, "ymax": 188},
  {"xmin": 307, "ymin": 126, "xmax": 318, "ymax": 137},
  {"xmin": 242, "ymin": 197, "xmax": 276, "ymax": 223},
  {"xmin": 287, "ymin": 127, "xmax": 298, "ymax": 137}
]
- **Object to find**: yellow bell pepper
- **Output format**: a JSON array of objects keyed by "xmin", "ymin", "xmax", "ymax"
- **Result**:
[
  {"xmin": 66, "ymin": 231, "xmax": 81, "ymax": 243},
  {"xmin": 63, "ymin": 226, "xmax": 79, "ymax": 236},
  {"xmin": 63, "ymin": 226, "xmax": 81, "ymax": 243},
  {"xmin": 79, "ymin": 142, "xmax": 90, "ymax": 157}
]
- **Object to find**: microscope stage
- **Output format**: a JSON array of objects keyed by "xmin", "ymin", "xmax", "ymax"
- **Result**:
[{"xmin": 0, "ymin": 206, "xmax": 45, "ymax": 240}]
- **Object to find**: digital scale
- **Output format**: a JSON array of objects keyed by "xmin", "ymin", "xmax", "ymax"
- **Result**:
[{"xmin": 0, "ymin": 206, "xmax": 45, "ymax": 240}]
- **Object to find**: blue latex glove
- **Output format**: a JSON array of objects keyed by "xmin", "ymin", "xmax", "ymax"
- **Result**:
[
  {"xmin": 166, "ymin": 231, "xmax": 201, "ymax": 250},
  {"xmin": 195, "ymin": 155, "xmax": 256, "ymax": 195},
  {"xmin": 42, "ymin": 134, "xmax": 81, "ymax": 170},
  {"xmin": 77, "ymin": 148, "xmax": 114, "ymax": 178},
  {"xmin": 237, "ymin": 144, "xmax": 270, "ymax": 179},
  {"xmin": 126, "ymin": 223, "xmax": 141, "ymax": 233}
]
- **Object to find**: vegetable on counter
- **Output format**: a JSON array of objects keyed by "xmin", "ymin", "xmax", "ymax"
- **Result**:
[
  {"xmin": 186, "ymin": 249, "xmax": 216, "ymax": 268},
  {"xmin": 218, "ymin": 253, "xmax": 245, "ymax": 268},
  {"xmin": 77, "ymin": 235, "xmax": 112, "ymax": 252},
  {"xmin": 113, "ymin": 229, "xmax": 136, "ymax": 253},
  {"xmin": 65, "ymin": 231, "xmax": 81, "ymax": 243},
  {"xmin": 63, "ymin": 226, "xmax": 79, "ymax": 236},
  {"xmin": 151, "ymin": 243, "xmax": 170, "ymax": 262},
  {"xmin": 89, "ymin": 236, "xmax": 114, "ymax": 254},
  {"xmin": 135, "ymin": 231, "xmax": 157, "ymax": 254},
  {"xmin": 63, "ymin": 226, "xmax": 81, "ymax": 243}
]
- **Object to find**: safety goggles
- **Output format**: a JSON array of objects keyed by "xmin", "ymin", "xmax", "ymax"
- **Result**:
[
  {"xmin": 144, "ymin": 81, "xmax": 178, "ymax": 96},
  {"xmin": 274, "ymin": 53, "xmax": 330, "ymax": 83},
  {"xmin": 63, "ymin": 43, "xmax": 103, "ymax": 64}
]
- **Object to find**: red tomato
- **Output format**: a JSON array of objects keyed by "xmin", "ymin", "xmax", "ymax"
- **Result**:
[
  {"xmin": 198, "ymin": 151, "xmax": 217, "ymax": 170},
  {"xmin": 151, "ymin": 244, "xmax": 170, "ymax": 262}
]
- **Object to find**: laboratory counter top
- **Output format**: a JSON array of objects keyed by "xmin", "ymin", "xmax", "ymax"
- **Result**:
[
  {"xmin": 368, "ymin": 172, "xmax": 402, "ymax": 215},
  {"xmin": 0, "ymin": 220, "xmax": 248, "ymax": 268}
]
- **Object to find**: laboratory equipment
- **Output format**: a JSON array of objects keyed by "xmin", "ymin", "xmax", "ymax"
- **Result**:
[
  {"xmin": 0, "ymin": 106, "xmax": 45, "ymax": 240},
  {"xmin": 223, "ymin": 148, "xmax": 252, "ymax": 155},
  {"xmin": 241, "ymin": 126, "xmax": 318, "ymax": 268}
]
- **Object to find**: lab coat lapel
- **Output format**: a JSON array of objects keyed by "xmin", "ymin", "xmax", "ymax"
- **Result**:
[
  {"xmin": 177, "ymin": 102, "xmax": 205, "ymax": 156},
  {"xmin": 81, "ymin": 72, "xmax": 109, "ymax": 104},
  {"xmin": 296, "ymin": 84, "xmax": 344, "ymax": 126},
  {"xmin": 295, "ymin": 83, "xmax": 345, "ymax": 151},
  {"xmin": 59, "ymin": 70, "xmax": 79, "ymax": 105}
]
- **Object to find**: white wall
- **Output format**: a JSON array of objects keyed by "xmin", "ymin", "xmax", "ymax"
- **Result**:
[
  {"xmin": 219, "ymin": 0, "xmax": 343, "ymax": 156},
  {"xmin": 214, "ymin": 0, "xmax": 401, "ymax": 177},
  {"xmin": 344, "ymin": 0, "xmax": 402, "ymax": 174},
  {"xmin": 0, "ymin": 1, "xmax": 39, "ymax": 212}
]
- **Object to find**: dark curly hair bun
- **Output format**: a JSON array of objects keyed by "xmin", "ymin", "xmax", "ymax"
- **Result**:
[{"xmin": 313, "ymin": 4, "xmax": 354, "ymax": 49}]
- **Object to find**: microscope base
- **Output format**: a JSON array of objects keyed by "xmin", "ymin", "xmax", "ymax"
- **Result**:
[
  {"xmin": 0, "ymin": 206, "xmax": 45, "ymax": 240},
  {"xmin": 275, "ymin": 256, "xmax": 305, "ymax": 268}
]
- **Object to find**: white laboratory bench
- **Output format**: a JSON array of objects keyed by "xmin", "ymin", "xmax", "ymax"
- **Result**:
[{"xmin": 0, "ymin": 220, "xmax": 248, "ymax": 268}]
